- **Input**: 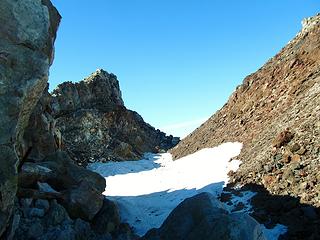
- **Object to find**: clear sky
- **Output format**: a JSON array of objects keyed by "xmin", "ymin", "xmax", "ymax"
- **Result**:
[{"xmin": 50, "ymin": 0, "xmax": 319, "ymax": 138}]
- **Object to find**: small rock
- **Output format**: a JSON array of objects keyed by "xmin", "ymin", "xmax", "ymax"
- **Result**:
[
  {"xmin": 20, "ymin": 198, "xmax": 33, "ymax": 209},
  {"xmin": 46, "ymin": 200, "xmax": 71, "ymax": 226},
  {"xmin": 273, "ymin": 153, "xmax": 283, "ymax": 161},
  {"xmin": 290, "ymin": 143, "xmax": 301, "ymax": 152},
  {"xmin": 291, "ymin": 154, "xmax": 301, "ymax": 162},
  {"xmin": 35, "ymin": 199, "xmax": 50, "ymax": 212},
  {"xmin": 38, "ymin": 182, "xmax": 58, "ymax": 193},
  {"xmin": 282, "ymin": 153, "xmax": 291, "ymax": 163},
  {"xmin": 264, "ymin": 165, "xmax": 273, "ymax": 173},
  {"xmin": 296, "ymin": 147, "xmax": 307, "ymax": 155},
  {"xmin": 27, "ymin": 208, "xmax": 45, "ymax": 218},
  {"xmin": 272, "ymin": 129, "xmax": 294, "ymax": 148}
]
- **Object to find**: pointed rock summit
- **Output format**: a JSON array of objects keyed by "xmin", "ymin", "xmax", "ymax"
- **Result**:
[
  {"xmin": 51, "ymin": 70, "xmax": 179, "ymax": 165},
  {"xmin": 51, "ymin": 69, "xmax": 124, "ymax": 114}
]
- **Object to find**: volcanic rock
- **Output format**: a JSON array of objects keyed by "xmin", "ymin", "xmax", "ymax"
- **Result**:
[
  {"xmin": 171, "ymin": 14, "xmax": 320, "ymax": 208},
  {"xmin": 0, "ymin": 0, "xmax": 60, "ymax": 236},
  {"xmin": 51, "ymin": 69, "xmax": 179, "ymax": 166},
  {"xmin": 142, "ymin": 192, "xmax": 266, "ymax": 240}
]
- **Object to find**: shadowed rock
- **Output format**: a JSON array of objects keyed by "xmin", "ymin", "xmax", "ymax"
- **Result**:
[
  {"xmin": 0, "ymin": 0, "xmax": 60, "ymax": 235},
  {"xmin": 142, "ymin": 192, "xmax": 266, "ymax": 240}
]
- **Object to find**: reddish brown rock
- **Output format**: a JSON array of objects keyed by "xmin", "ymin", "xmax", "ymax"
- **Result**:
[
  {"xmin": 272, "ymin": 130, "xmax": 294, "ymax": 148},
  {"xmin": 171, "ymin": 14, "xmax": 320, "ymax": 208}
]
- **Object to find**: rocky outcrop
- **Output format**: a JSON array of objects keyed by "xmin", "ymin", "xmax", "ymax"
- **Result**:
[
  {"xmin": 142, "ymin": 193, "xmax": 266, "ymax": 240},
  {"xmin": 51, "ymin": 69, "xmax": 179, "ymax": 166},
  {"xmin": 0, "ymin": 0, "xmax": 60, "ymax": 236},
  {"xmin": 51, "ymin": 69, "xmax": 124, "ymax": 116},
  {"xmin": 171, "ymin": 14, "xmax": 320, "ymax": 239},
  {"xmin": 0, "ymin": 1, "xmax": 138, "ymax": 239},
  {"xmin": 13, "ymin": 60, "xmax": 133, "ymax": 240}
]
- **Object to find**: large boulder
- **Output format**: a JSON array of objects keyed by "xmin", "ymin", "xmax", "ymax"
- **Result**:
[
  {"xmin": 0, "ymin": 0, "xmax": 60, "ymax": 235},
  {"xmin": 143, "ymin": 193, "xmax": 266, "ymax": 240},
  {"xmin": 18, "ymin": 151, "xmax": 106, "ymax": 221},
  {"xmin": 91, "ymin": 198, "xmax": 121, "ymax": 235}
]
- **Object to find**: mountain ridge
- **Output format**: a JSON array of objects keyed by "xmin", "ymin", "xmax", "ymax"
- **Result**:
[{"xmin": 171, "ymin": 13, "xmax": 320, "ymax": 207}]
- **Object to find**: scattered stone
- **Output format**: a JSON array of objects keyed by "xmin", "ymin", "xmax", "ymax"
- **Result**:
[
  {"xmin": 272, "ymin": 130, "xmax": 295, "ymax": 148},
  {"xmin": 296, "ymin": 147, "xmax": 307, "ymax": 155},
  {"xmin": 290, "ymin": 143, "xmax": 301, "ymax": 152}
]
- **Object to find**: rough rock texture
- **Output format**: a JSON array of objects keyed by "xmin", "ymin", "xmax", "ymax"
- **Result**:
[
  {"xmin": 0, "ymin": 0, "xmax": 60, "ymax": 236},
  {"xmin": 22, "ymin": 86, "xmax": 62, "ymax": 162},
  {"xmin": 13, "ymin": 195, "xmax": 137, "ymax": 240},
  {"xmin": 171, "ymin": 14, "xmax": 320, "ymax": 240},
  {"xmin": 142, "ymin": 193, "xmax": 266, "ymax": 240},
  {"xmin": 171, "ymin": 14, "xmax": 320, "ymax": 206},
  {"xmin": 0, "ymin": 1, "xmax": 138, "ymax": 239},
  {"xmin": 51, "ymin": 69, "xmax": 179, "ymax": 166}
]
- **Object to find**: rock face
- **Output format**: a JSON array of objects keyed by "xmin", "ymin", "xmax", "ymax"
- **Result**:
[
  {"xmin": 51, "ymin": 69, "xmax": 124, "ymax": 115},
  {"xmin": 142, "ymin": 193, "xmax": 266, "ymax": 240},
  {"xmin": 171, "ymin": 14, "xmax": 320, "ymax": 207},
  {"xmin": 51, "ymin": 69, "xmax": 179, "ymax": 166},
  {"xmin": 0, "ymin": 1, "xmax": 138, "ymax": 239},
  {"xmin": 0, "ymin": 0, "xmax": 60, "ymax": 236}
]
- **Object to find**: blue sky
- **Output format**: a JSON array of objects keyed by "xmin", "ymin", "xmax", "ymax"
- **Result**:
[{"xmin": 50, "ymin": 0, "xmax": 319, "ymax": 138}]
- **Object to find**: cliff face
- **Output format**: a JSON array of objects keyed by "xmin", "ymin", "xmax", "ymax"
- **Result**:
[
  {"xmin": 0, "ymin": 0, "xmax": 60, "ymax": 236},
  {"xmin": 51, "ymin": 69, "xmax": 179, "ymax": 166},
  {"xmin": 51, "ymin": 69, "xmax": 124, "ymax": 115},
  {"xmin": 171, "ymin": 14, "xmax": 320, "ymax": 207},
  {"xmin": 0, "ymin": 2, "xmax": 137, "ymax": 239}
]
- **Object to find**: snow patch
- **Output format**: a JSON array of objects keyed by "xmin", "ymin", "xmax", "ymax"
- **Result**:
[
  {"xmin": 263, "ymin": 224, "xmax": 288, "ymax": 240},
  {"xmin": 89, "ymin": 142, "xmax": 287, "ymax": 239},
  {"xmin": 89, "ymin": 142, "xmax": 243, "ymax": 235}
]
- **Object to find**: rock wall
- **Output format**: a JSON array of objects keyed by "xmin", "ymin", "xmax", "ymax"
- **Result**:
[
  {"xmin": 171, "ymin": 14, "xmax": 320, "ymax": 207},
  {"xmin": 51, "ymin": 69, "xmax": 179, "ymax": 166},
  {"xmin": 0, "ymin": 2, "xmax": 138, "ymax": 239},
  {"xmin": 0, "ymin": 0, "xmax": 60, "ymax": 236}
]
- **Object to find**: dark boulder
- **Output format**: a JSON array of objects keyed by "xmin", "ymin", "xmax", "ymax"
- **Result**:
[{"xmin": 143, "ymin": 193, "xmax": 266, "ymax": 240}]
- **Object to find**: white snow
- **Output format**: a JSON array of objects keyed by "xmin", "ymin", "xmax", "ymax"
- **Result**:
[
  {"xmin": 88, "ymin": 142, "xmax": 287, "ymax": 239},
  {"xmin": 224, "ymin": 191, "xmax": 257, "ymax": 213},
  {"xmin": 263, "ymin": 224, "xmax": 288, "ymax": 240}
]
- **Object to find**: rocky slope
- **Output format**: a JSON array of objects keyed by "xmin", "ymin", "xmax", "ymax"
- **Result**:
[
  {"xmin": 50, "ymin": 69, "xmax": 179, "ymax": 166},
  {"xmin": 171, "ymin": 14, "xmax": 320, "ymax": 239}
]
